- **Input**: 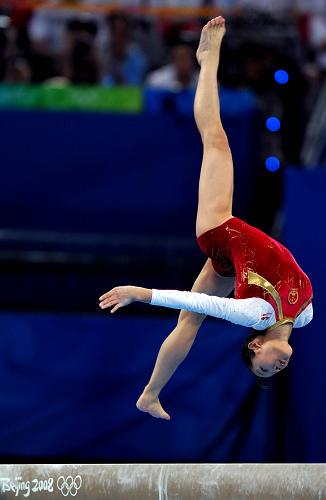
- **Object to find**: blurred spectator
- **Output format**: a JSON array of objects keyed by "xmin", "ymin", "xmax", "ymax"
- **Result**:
[
  {"xmin": 0, "ymin": 22, "xmax": 9, "ymax": 81},
  {"xmin": 28, "ymin": 8, "xmax": 62, "ymax": 55},
  {"xmin": 146, "ymin": 42, "xmax": 198, "ymax": 91},
  {"xmin": 28, "ymin": 8, "xmax": 106, "ymax": 83},
  {"xmin": 0, "ymin": 15, "xmax": 31, "ymax": 83},
  {"xmin": 101, "ymin": 12, "xmax": 148, "ymax": 86},
  {"xmin": 27, "ymin": 8, "xmax": 57, "ymax": 82},
  {"xmin": 131, "ymin": 16, "xmax": 166, "ymax": 72},
  {"xmin": 309, "ymin": 13, "xmax": 326, "ymax": 76},
  {"xmin": 4, "ymin": 56, "xmax": 31, "ymax": 83},
  {"xmin": 300, "ymin": 7, "xmax": 326, "ymax": 167},
  {"xmin": 62, "ymin": 19, "xmax": 99, "ymax": 84}
]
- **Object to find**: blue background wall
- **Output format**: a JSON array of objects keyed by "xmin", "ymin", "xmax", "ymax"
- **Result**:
[
  {"xmin": 0, "ymin": 313, "xmax": 279, "ymax": 462},
  {"xmin": 0, "ymin": 105, "xmax": 324, "ymax": 462},
  {"xmin": 0, "ymin": 101, "xmax": 261, "ymax": 311},
  {"xmin": 0, "ymin": 91, "xmax": 259, "ymax": 238},
  {"xmin": 282, "ymin": 168, "xmax": 326, "ymax": 461}
]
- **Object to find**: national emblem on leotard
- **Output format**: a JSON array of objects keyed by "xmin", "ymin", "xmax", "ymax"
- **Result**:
[{"xmin": 288, "ymin": 288, "xmax": 299, "ymax": 305}]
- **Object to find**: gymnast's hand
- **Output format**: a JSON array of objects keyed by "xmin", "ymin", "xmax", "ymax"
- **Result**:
[{"xmin": 99, "ymin": 286, "xmax": 152, "ymax": 313}]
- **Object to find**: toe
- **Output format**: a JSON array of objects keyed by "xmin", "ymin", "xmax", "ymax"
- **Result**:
[{"xmin": 162, "ymin": 411, "xmax": 171, "ymax": 420}]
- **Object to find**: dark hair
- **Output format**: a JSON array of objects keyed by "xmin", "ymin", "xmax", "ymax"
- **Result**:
[{"xmin": 241, "ymin": 328, "xmax": 272, "ymax": 390}]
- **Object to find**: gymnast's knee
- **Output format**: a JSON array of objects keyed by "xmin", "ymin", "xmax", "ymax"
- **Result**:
[
  {"xmin": 177, "ymin": 310, "xmax": 205, "ymax": 332},
  {"xmin": 203, "ymin": 129, "xmax": 229, "ymax": 150}
]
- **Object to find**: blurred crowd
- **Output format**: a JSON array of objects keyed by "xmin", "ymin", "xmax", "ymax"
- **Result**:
[
  {"xmin": 0, "ymin": 8, "xmax": 199, "ymax": 89},
  {"xmin": 0, "ymin": 3, "xmax": 325, "ymax": 88},
  {"xmin": 0, "ymin": 2, "xmax": 326, "ymax": 166}
]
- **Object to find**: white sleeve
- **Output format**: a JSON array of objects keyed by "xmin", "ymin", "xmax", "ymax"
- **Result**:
[
  {"xmin": 150, "ymin": 289, "xmax": 275, "ymax": 330},
  {"xmin": 293, "ymin": 303, "xmax": 314, "ymax": 328}
]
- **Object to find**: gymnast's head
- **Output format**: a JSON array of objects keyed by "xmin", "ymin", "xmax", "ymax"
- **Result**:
[{"xmin": 241, "ymin": 326, "xmax": 293, "ymax": 386}]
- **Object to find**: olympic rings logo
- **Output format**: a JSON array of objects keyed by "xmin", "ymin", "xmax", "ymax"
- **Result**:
[{"xmin": 57, "ymin": 476, "xmax": 82, "ymax": 497}]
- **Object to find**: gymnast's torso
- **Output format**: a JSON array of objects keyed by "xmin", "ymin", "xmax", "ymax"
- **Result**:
[{"xmin": 197, "ymin": 216, "xmax": 313, "ymax": 330}]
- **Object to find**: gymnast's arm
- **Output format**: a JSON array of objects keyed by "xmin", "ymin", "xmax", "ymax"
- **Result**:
[
  {"xmin": 99, "ymin": 258, "xmax": 235, "ymax": 332},
  {"xmin": 99, "ymin": 260, "xmax": 235, "ymax": 395},
  {"xmin": 99, "ymin": 272, "xmax": 271, "ymax": 330}
]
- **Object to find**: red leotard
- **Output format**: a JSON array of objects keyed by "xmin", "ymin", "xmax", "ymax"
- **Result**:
[{"xmin": 197, "ymin": 216, "xmax": 313, "ymax": 331}]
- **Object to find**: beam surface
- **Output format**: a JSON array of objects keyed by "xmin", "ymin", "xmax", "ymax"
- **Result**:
[{"xmin": 0, "ymin": 464, "xmax": 326, "ymax": 499}]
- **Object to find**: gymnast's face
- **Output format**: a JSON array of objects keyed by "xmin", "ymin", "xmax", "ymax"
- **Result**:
[{"xmin": 249, "ymin": 338, "xmax": 293, "ymax": 378}]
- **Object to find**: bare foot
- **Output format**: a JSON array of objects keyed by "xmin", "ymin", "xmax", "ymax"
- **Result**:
[
  {"xmin": 136, "ymin": 391, "xmax": 171, "ymax": 420},
  {"xmin": 196, "ymin": 16, "xmax": 226, "ymax": 66}
]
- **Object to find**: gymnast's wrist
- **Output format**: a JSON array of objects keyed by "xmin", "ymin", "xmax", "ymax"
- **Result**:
[{"xmin": 135, "ymin": 287, "xmax": 152, "ymax": 303}]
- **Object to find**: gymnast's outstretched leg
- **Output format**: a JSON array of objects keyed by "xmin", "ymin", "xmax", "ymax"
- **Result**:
[
  {"xmin": 136, "ymin": 16, "xmax": 235, "ymax": 420},
  {"xmin": 194, "ymin": 16, "xmax": 234, "ymax": 236}
]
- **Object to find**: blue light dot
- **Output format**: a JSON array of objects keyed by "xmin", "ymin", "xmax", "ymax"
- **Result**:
[
  {"xmin": 274, "ymin": 70, "xmax": 289, "ymax": 84},
  {"xmin": 266, "ymin": 116, "xmax": 281, "ymax": 132},
  {"xmin": 265, "ymin": 156, "xmax": 281, "ymax": 172}
]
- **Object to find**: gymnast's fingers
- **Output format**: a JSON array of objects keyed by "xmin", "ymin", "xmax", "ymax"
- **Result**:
[
  {"xmin": 111, "ymin": 303, "xmax": 123, "ymax": 314},
  {"xmin": 100, "ymin": 287, "xmax": 120, "ymax": 300},
  {"xmin": 99, "ymin": 290, "xmax": 114, "ymax": 301},
  {"xmin": 99, "ymin": 299, "xmax": 117, "ymax": 309}
]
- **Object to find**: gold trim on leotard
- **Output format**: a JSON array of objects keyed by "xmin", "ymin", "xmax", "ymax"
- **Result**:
[
  {"xmin": 247, "ymin": 270, "xmax": 283, "ymax": 320},
  {"xmin": 265, "ymin": 318, "xmax": 294, "ymax": 333},
  {"xmin": 247, "ymin": 270, "xmax": 313, "ymax": 332},
  {"xmin": 294, "ymin": 295, "xmax": 313, "ymax": 319}
]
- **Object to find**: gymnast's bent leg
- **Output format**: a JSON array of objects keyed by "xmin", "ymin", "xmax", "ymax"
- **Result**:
[
  {"xmin": 136, "ymin": 16, "xmax": 235, "ymax": 420},
  {"xmin": 136, "ymin": 259, "xmax": 234, "ymax": 419}
]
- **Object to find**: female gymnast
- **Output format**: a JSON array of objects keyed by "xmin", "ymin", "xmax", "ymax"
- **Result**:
[{"xmin": 99, "ymin": 17, "xmax": 313, "ymax": 420}]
